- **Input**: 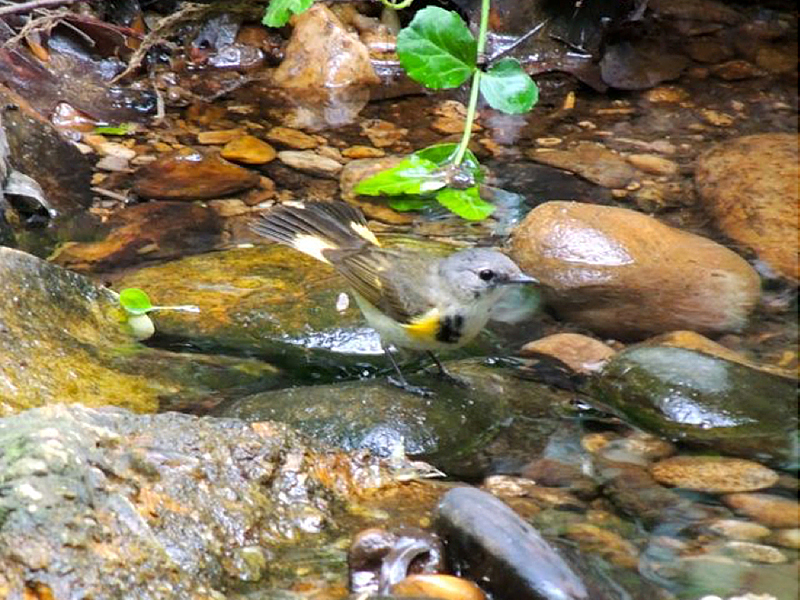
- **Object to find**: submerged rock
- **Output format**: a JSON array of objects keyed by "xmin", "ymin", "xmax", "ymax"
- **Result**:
[
  {"xmin": 592, "ymin": 346, "xmax": 798, "ymax": 467},
  {"xmin": 510, "ymin": 202, "xmax": 761, "ymax": 339},
  {"xmin": 217, "ymin": 360, "xmax": 545, "ymax": 478},
  {"xmin": 436, "ymin": 487, "xmax": 590, "ymax": 600},
  {"xmin": 695, "ymin": 133, "xmax": 799, "ymax": 282},
  {"xmin": 116, "ymin": 244, "xmax": 384, "ymax": 372},
  {"xmin": 0, "ymin": 247, "xmax": 282, "ymax": 414},
  {"xmin": 133, "ymin": 149, "xmax": 260, "ymax": 201},
  {"xmin": 0, "ymin": 404, "xmax": 396, "ymax": 599},
  {"xmin": 50, "ymin": 201, "xmax": 223, "ymax": 272},
  {"xmin": 526, "ymin": 143, "xmax": 638, "ymax": 189}
]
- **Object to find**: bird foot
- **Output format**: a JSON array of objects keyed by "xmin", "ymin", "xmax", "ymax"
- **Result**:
[{"xmin": 387, "ymin": 376, "xmax": 434, "ymax": 397}]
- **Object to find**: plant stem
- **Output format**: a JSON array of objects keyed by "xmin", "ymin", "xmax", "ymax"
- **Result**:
[{"xmin": 453, "ymin": 0, "xmax": 491, "ymax": 165}]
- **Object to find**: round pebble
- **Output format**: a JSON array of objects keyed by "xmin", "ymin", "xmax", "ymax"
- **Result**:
[
  {"xmin": 722, "ymin": 493, "xmax": 800, "ymax": 528},
  {"xmin": 770, "ymin": 528, "xmax": 800, "ymax": 549},
  {"xmin": 721, "ymin": 541, "xmax": 787, "ymax": 564},
  {"xmin": 650, "ymin": 456, "xmax": 779, "ymax": 493},
  {"xmin": 707, "ymin": 519, "xmax": 771, "ymax": 541}
]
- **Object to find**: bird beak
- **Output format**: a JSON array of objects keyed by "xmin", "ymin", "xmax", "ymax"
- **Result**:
[{"xmin": 505, "ymin": 273, "xmax": 539, "ymax": 285}]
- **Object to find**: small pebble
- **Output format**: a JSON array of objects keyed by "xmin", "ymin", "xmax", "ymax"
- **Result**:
[
  {"xmin": 708, "ymin": 519, "xmax": 771, "ymax": 541},
  {"xmin": 721, "ymin": 541, "xmax": 787, "ymax": 564},
  {"xmin": 197, "ymin": 129, "xmax": 245, "ymax": 145},
  {"xmin": 266, "ymin": 126, "xmax": 318, "ymax": 149},
  {"xmin": 723, "ymin": 493, "xmax": 800, "ymax": 528},
  {"xmin": 650, "ymin": 456, "xmax": 779, "ymax": 493}
]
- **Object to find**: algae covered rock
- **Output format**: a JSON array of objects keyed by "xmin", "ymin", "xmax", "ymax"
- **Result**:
[
  {"xmin": 0, "ymin": 404, "xmax": 397, "ymax": 599},
  {"xmin": 116, "ymin": 244, "xmax": 384, "ymax": 372},
  {"xmin": 591, "ymin": 346, "xmax": 798, "ymax": 467},
  {"xmin": 0, "ymin": 247, "xmax": 282, "ymax": 414}
]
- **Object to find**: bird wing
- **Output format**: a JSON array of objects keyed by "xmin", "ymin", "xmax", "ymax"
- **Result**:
[{"xmin": 334, "ymin": 248, "xmax": 436, "ymax": 325}]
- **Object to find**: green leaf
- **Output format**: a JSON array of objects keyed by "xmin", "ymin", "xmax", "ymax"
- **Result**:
[
  {"xmin": 396, "ymin": 6, "xmax": 477, "ymax": 89},
  {"xmin": 435, "ymin": 186, "xmax": 495, "ymax": 221},
  {"xmin": 119, "ymin": 288, "xmax": 153, "ymax": 315},
  {"xmin": 93, "ymin": 123, "xmax": 133, "ymax": 136},
  {"xmin": 415, "ymin": 143, "xmax": 484, "ymax": 184},
  {"xmin": 354, "ymin": 155, "xmax": 446, "ymax": 196},
  {"xmin": 480, "ymin": 58, "xmax": 539, "ymax": 114},
  {"xmin": 262, "ymin": 0, "xmax": 314, "ymax": 27},
  {"xmin": 389, "ymin": 196, "xmax": 437, "ymax": 212}
]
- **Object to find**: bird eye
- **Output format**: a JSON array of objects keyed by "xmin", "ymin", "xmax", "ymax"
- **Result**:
[{"xmin": 478, "ymin": 269, "xmax": 495, "ymax": 281}]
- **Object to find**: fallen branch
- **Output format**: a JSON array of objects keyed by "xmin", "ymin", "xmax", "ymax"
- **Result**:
[{"xmin": 0, "ymin": 0, "xmax": 80, "ymax": 17}]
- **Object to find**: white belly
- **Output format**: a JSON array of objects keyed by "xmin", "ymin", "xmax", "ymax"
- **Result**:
[{"xmin": 351, "ymin": 291, "xmax": 494, "ymax": 352}]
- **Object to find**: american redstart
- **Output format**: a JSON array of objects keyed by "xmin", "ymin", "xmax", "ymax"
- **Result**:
[{"xmin": 252, "ymin": 201, "xmax": 537, "ymax": 395}]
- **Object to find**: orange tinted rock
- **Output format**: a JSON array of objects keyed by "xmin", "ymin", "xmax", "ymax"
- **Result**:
[
  {"xmin": 133, "ymin": 150, "xmax": 259, "ymax": 200},
  {"xmin": 220, "ymin": 135, "xmax": 276, "ymax": 165},
  {"xmin": 510, "ymin": 202, "xmax": 761, "ymax": 339},
  {"xmin": 696, "ymin": 133, "xmax": 799, "ymax": 282},
  {"xmin": 520, "ymin": 333, "xmax": 615, "ymax": 374},
  {"xmin": 723, "ymin": 493, "xmax": 800, "ymax": 528},
  {"xmin": 392, "ymin": 574, "xmax": 486, "ymax": 600}
]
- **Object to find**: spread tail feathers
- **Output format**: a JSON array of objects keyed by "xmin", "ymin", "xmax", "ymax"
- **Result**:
[{"xmin": 251, "ymin": 201, "xmax": 380, "ymax": 264}]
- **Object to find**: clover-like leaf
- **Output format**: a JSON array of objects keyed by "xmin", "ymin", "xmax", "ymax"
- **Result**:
[
  {"xmin": 354, "ymin": 155, "xmax": 447, "ymax": 196},
  {"xmin": 388, "ymin": 196, "xmax": 437, "ymax": 212},
  {"xmin": 480, "ymin": 58, "xmax": 539, "ymax": 114},
  {"xmin": 396, "ymin": 6, "xmax": 477, "ymax": 89},
  {"xmin": 119, "ymin": 288, "xmax": 153, "ymax": 315},
  {"xmin": 262, "ymin": 0, "xmax": 314, "ymax": 27},
  {"xmin": 415, "ymin": 143, "xmax": 484, "ymax": 185},
  {"xmin": 435, "ymin": 186, "xmax": 494, "ymax": 221}
]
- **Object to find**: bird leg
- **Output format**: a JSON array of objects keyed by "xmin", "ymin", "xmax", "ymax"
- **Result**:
[
  {"xmin": 427, "ymin": 352, "xmax": 470, "ymax": 388},
  {"xmin": 383, "ymin": 346, "xmax": 433, "ymax": 397}
]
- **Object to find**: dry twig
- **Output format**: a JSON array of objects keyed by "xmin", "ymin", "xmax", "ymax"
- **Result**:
[{"xmin": 0, "ymin": 0, "xmax": 80, "ymax": 17}]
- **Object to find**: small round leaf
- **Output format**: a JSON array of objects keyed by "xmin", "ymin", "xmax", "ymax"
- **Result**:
[
  {"xmin": 480, "ymin": 58, "xmax": 539, "ymax": 114},
  {"xmin": 119, "ymin": 288, "xmax": 153, "ymax": 315}
]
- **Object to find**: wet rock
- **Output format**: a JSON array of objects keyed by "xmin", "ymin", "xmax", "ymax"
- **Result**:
[
  {"xmin": 392, "ymin": 574, "xmax": 486, "ymax": 600},
  {"xmin": 342, "ymin": 145, "xmax": 385, "ymax": 159},
  {"xmin": 755, "ymin": 45, "xmax": 798, "ymax": 75},
  {"xmin": 50, "ymin": 201, "xmax": 222, "ymax": 272},
  {"xmin": 196, "ymin": 128, "xmax": 245, "ymax": 145},
  {"xmin": 722, "ymin": 493, "xmax": 800, "ymax": 529},
  {"xmin": 710, "ymin": 60, "xmax": 766, "ymax": 80},
  {"xmin": 133, "ymin": 149, "xmax": 260, "ymax": 200},
  {"xmin": 563, "ymin": 523, "xmax": 639, "ymax": 569},
  {"xmin": 217, "ymin": 360, "xmax": 534, "ymax": 478},
  {"xmin": 592, "ymin": 346, "xmax": 798, "ymax": 467},
  {"xmin": 650, "ymin": 456, "xmax": 779, "ymax": 493},
  {"xmin": 519, "ymin": 459, "xmax": 599, "ymax": 500},
  {"xmin": 644, "ymin": 85, "xmax": 690, "ymax": 103},
  {"xmin": 265, "ymin": 126, "xmax": 319, "ymax": 149},
  {"xmin": 598, "ymin": 462, "xmax": 686, "ymax": 526},
  {"xmin": 361, "ymin": 119, "xmax": 409, "ymax": 149},
  {"xmin": 277, "ymin": 150, "xmax": 342, "ymax": 178},
  {"xmin": 594, "ymin": 432, "xmax": 676, "ymax": 467},
  {"xmin": 648, "ymin": 0, "xmax": 743, "ymax": 24},
  {"xmin": 627, "ymin": 154, "xmax": 679, "ymax": 176},
  {"xmin": 272, "ymin": 4, "xmax": 378, "ymax": 128},
  {"xmin": 771, "ymin": 528, "xmax": 800, "ymax": 549},
  {"xmin": 646, "ymin": 330, "xmax": 795, "ymax": 380},
  {"xmin": 483, "ymin": 476, "xmax": 588, "ymax": 512},
  {"xmin": 520, "ymin": 333, "xmax": 615, "ymax": 374},
  {"xmin": 436, "ymin": 487, "xmax": 590, "ymax": 600},
  {"xmin": 670, "ymin": 554, "xmax": 798, "ymax": 600},
  {"xmin": 707, "ymin": 519, "xmax": 771, "ymax": 541},
  {"xmin": 700, "ymin": 108, "xmax": 735, "ymax": 127},
  {"xmin": 527, "ymin": 143, "xmax": 638, "ymax": 189},
  {"xmin": 695, "ymin": 133, "xmax": 799, "ymax": 282},
  {"xmin": 720, "ymin": 541, "xmax": 787, "ymax": 564},
  {"xmin": 0, "ymin": 246, "xmax": 282, "ymax": 414},
  {"xmin": 600, "ymin": 42, "xmax": 688, "ymax": 90},
  {"xmin": 0, "ymin": 403, "xmax": 393, "ymax": 599},
  {"xmin": 220, "ymin": 135, "xmax": 276, "ymax": 165},
  {"xmin": 510, "ymin": 202, "xmax": 761, "ymax": 339},
  {"xmin": 116, "ymin": 244, "xmax": 387, "ymax": 367},
  {"xmin": 0, "ymin": 88, "xmax": 93, "ymax": 216},
  {"xmin": 686, "ymin": 38, "xmax": 736, "ymax": 64}
]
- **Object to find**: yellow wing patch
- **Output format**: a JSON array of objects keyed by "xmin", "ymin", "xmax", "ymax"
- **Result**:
[
  {"xmin": 292, "ymin": 234, "xmax": 336, "ymax": 264},
  {"xmin": 403, "ymin": 308, "xmax": 441, "ymax": 341},
  {"xmin": 350, "ymin": 222, "xmax": 381, "ymax": 246}
]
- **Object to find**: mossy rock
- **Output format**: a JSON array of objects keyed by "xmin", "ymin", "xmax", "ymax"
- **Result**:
[
  {"xmin": 0, "ymin": 247, "xmax": 282, "ymax": 414},
  {"xmin": 592, "ymin": 346, "xmax": 798, "ymax": 467}
]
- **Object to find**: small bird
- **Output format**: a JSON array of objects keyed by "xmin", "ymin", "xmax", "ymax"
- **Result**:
[{"xmin": 252, "ymin": 201, "xmax": 537, "ymax": 395}]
